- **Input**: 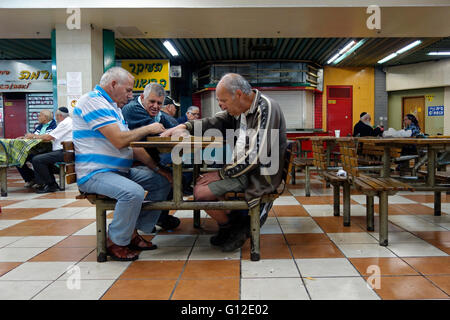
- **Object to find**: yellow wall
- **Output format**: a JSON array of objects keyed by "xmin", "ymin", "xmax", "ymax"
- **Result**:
[{"xmin": 322, "ymin": 67, "xmax": 375, "ymax": 131}]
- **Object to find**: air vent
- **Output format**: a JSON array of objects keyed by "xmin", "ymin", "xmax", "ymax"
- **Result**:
[
  {"xmin": 328, "ymin": 87, "xmax": 351, "ymax": 99},
  {"xmin": 116, "ymin": 26, "xmax": 144, "ymax": 37}
]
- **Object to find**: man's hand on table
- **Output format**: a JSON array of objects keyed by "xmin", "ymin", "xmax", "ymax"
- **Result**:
[
  {"xmin": 146, "ymin": 123, "xmax": 165, "ymax": 135},
  {"xmin": 160, "ymin": 124, "xmax": 189, "ymax": 138}
]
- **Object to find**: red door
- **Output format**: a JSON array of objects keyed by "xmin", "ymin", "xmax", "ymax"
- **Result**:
[
  {"xmin": 326, "ymin": 86, "xmax": 353, "ymax": 137},
  {"xmin": 3, "ymin": 93, "xmax": 27, "ymax": 138}
]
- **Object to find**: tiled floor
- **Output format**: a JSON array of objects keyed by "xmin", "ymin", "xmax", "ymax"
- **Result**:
[{"xmin": 0, "ymin": 170, "xmax": 449, "ymax": 300}]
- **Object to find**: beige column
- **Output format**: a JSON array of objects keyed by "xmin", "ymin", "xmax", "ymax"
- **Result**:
[{"xmin": 55, "ymin": 23, "xmax": 103, "ymax": 111}]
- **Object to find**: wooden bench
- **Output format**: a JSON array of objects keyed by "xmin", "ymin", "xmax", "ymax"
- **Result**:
[
  {"xmin": 311, "ymin": 139, "xmax": 350, "ymax": 219},
  {"xmin": 339, "ymin": 139, "xmax": 414, "ymax": 246},
  {"xmin": 358, "ymin": 141, "xmax": 418, "ymax": 172},
  {"xmin": 290, "ymin": 157, "xmax": 314, "ymax": 196},
  {"xmin": 63, "ymin": 141, "xmax": 294, "ymax": 262}
]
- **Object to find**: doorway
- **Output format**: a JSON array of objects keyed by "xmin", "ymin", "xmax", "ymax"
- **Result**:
[
  {"xmin": 3, "ymin": 93, "xmax": 27, "ymax": 138},
  {"xmin": 326, "ymin": 85, "xmax": 353, "ymax": 137},
  {"xmin": 402, "ymin": 96, "xmax": 425, "ymax": 132}
]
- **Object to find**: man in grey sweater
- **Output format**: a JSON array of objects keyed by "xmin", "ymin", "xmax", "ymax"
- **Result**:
[{"xmin": 162, "ymin": 73, "xmax": 287, "ymax": 252}]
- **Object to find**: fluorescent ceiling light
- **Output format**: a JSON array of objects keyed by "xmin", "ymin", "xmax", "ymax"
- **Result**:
[
  {"xmin": 428, "ymin": 52, "xmax": 450, "ymax": 55},
  {"xmin": 327, "ymin": 53, "xmax": 340, "ymax": 64},
  {"xmin": 339, "ymin": 41, "xmax": 355, "ymax": 55},
  {"xmin": 396, "ymin": 40, "xmax": 421, "ymax": 54},
  {"xmin": 163, "ymin": 40, "xmax": 179, "ymax": 56},
  {"xmin": 333, "ymin": 39, "xmax": 366, "ymax": 64},
  {"xmin": 378, "ymin": 52, "xmax": 398, "ymax": 64}
]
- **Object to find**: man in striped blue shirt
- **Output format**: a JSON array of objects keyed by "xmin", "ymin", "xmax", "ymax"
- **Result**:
[{"xmin": 73, "ymin": 67, "xmax": 172, "ymax": 261}]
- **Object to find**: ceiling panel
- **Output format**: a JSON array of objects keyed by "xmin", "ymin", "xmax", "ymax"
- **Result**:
[{"xmin": 0, "ymin": 37, "xmax": 448, "ymax": 68}]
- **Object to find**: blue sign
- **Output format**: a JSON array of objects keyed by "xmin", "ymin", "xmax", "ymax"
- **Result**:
[{"xmin": 428, "ymin": 106, "xmax": 444, "ymax": 116}]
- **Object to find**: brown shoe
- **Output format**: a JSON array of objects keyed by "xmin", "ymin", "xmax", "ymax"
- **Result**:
[
  {"xmin": 107, "ymin": 238, "xmax": 139, "ymax": 261},
  {"xmin": 129, "ymin": 232, "xmax": 157, "ymax": 251}
]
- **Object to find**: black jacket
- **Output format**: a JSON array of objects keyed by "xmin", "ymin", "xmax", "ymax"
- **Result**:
[{"xmin": 353, "ymin": 120, "xmax": 382, "ymax": 137}]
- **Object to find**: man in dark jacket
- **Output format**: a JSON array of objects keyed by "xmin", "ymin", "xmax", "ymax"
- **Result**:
[
  {"xmin": 17, "ymin": 109, "xmax": 57, "ymax": 187},
  {"xmin": 353, "ymin": 112, "xmax": 383, "ymax": 137},
  {"xmin": 162, "ymin": 73, "xmax": 287, "ymax": 252},
  {"xmin": 122, "ymin": 83, "xmax": 181, "ymax": 231}
]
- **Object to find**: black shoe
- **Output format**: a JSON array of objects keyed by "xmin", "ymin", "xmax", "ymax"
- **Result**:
[
  {"xmin": 210, "ymin": 224, "xmax": 233, "ymax": 246},
  {"xmin": 36, "ymin": 183, "xmax": 58, "ymax": 194},
  {"xmin": 221, "ymin": 223, "xmax": 249, "ymax": 252},
  {"xmin": 156, "ymin": 215, "xmax": 180, "ymax": 230}
]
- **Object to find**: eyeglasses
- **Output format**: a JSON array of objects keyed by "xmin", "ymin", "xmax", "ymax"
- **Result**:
[{"xmin": 189, "ymin": 112, "xmax": 200, "ymax": 116}]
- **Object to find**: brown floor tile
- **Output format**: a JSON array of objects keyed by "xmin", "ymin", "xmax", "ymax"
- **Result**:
[
  {"xmin": 413, "ymin": 231, "xmax": 450, "ymax": 242},
  {"xmin": 241, "ymin": 239, "xmax": 292, "ymax": 260},
  {"xmin": 182, "ymin": 260, "xmax": 240, "ymax": 279},
  {"xmin": 101, "ymin": 279, "xmax": 176, "ymax": 300},
  {"xmin": 285, "ymin": 233, "xmax": 332, "ymax": 246},
  {"xmin": 31, "ymin": 219, "xmax": 95, "ymax": 236},
  {"xmin": 426, "ymin": 276, "xmax": 450, "ymax": 295},
  {"xmin": 62, "ymin": 199, "xmax": 95, "ymax": 207},
  {"xmin": 0, "ymin": 226, "xmax": 41, "ymax": 236},
  {"xmin": 313, "ymin": 217, "xmax": 366, "ymax": 233},
  {"xmin": 172, "ymin": 279, "xmax": 239, "ymax": 300},
  {"xmin": 120, "ymin": 261, "xmax": 185, "ymax": 280},
  {"xmin": 402, "ymin": 194, "xmax": 450, "ymax": 203},
  {"xmin": 30, "ymin": 247, "xmax": 94, "ymax": 262},
  {"xmin": 273, "ymin": 205, "xmax": 309, "ymax": 217},
  {"xmin": 295, "ymin": 196, "xmax": 358, "ymax": 205},
  {"xmin": 370, "ymin": 204, "xmax": 409, "ymax": 215},
  {"xmin": 394, "ymin": 204, "xmax": 436, "ymax": 215},
  {"xmin": 0, "ymin": 208, "xmax": 53, "ymax": 220},
  {"xmin": 0, "ymin": 262, "xmax": 21, "ymax": 277},
  {"xmin": 81, "ymin": 250, "xmax": 98, "ymax": 262},
  {"xmin": 54, "ymin": 235, "xmax": 97, "ymax": 248},
  {"xmin": 290, "ymin": 243, "xmax": 344, "ymax": 259},
  {"xmin": 36, "ymin": 191, "xmax": 81, "ymax": 199},
  {"xmin": 368, "ymin": 276, "xmax": 449, "ymax": 300},
  {"xmin": 403, "ymin": 257, "xmax": 450, "ymax": 275},
  {"xmin": 0, "ymin": 200, "xmax": 20, "ymax": 207},
  {"xmin": 245, "ymin": 234, "xmax": 288, "ymax": 247},
  {"xmin": 349, "ymin": 258, "xmax": 419, "ymax": 276}
]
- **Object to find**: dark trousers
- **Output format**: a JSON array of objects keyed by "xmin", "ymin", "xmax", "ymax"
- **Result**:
[
  {"xmin": 17, "ymin": 154, "xmax": 36, "ymax": 182},
  {"xmin": 31, "ymin": 150, "xmax": 64, "ymax": 186}
]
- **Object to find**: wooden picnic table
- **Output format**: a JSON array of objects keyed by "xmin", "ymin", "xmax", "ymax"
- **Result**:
[{"xmin": 358, "ymin": 137, "xmax": 450, "ymax": 215}]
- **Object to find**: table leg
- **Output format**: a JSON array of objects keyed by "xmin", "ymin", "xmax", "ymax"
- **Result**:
[
  {"xmin": 427, "ymin": 148, "xmax": 441, "ymax": 216},
  {"xmin": 379, "ymin": 191, "xmax": 388, "ymax": 246},
  {"xmin": 96, "ymin": 202, "xmax": 107, "ymax": 262},
  {"xmin": 366, "ymin": 195, "xmax": 374, "ymax": 231},
  {"xmin": 382, "ymin": 146, "xmax": 391, "ymax": 178},
  {"xmin": 172, "ymin": 163, "xmax": 183, "ymax": 204},
  {"xmin": 343, "ymin": 182, "xmax": 351, "ymax": 226},
  {"xmin": 250, "ymin": 203, "xmax": 261, "ymax": 261},
  {"xmin": 333, "ymin": 183, "xmax": 340, "ymax": 216},
  {"xmin": 193, "ymin": 164, "xmax": 201, "ymax": 228}
]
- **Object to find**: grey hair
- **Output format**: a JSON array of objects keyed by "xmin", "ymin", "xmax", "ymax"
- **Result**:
[
  {"xmin": 55, "ymin": 110, "xmax": 69, "ymax": 119},
  {"xmin": 99, "ymin": 67, "xmax": 133, "ymax": 86},
  {"xmin": 187, "ymin": 106, "xmax": 199, "ymax": 113},
  {"xmin": 40, "ymin": 110, "xmax": 53, "ymax": 122},
  {"xmin": 219, "ymin": 73, "xmax": 252, "ymax": 96},
  {"xmin": 143, "ymin": 82, "xmax": 166, "ymax": 99}
]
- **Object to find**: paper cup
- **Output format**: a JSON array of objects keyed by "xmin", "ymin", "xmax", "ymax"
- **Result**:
[{"xmin": 335, "ymin": 130, "xmax": 340, "ymax": 137}]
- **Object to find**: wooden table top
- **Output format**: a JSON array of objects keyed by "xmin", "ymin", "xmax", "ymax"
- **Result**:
[
  {"xmin": 357, "ymin": 137, "xmax": 450, "ymax": 145},
  {"xmin": 131, "ymin": 136, "xmax": 223, "ymax": 150}
]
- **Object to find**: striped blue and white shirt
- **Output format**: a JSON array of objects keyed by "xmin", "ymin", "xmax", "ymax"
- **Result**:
[{"xmin": 73, "ymin": 85, "xmax": 133, "ymax": 186}]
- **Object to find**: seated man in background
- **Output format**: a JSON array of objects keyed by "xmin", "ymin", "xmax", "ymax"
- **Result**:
[
  {"xmin": 17, "ymin": 109, "xmax": 57, "ymax": 187},
  {"xmin": 160, "ymin": 96, "xmax": 180, "ymax": 128},
  {"xmin": 162, "ymin": 73, "xmax": 287, "ymax": 252},
  {"xmin": 122, "ymin": 83, "xmax": 181, "ymax": 231},
  {"xmin": 31, "ymin": 107, "xmax": 73, "ymax": 193},
  {"xmin": 176, "ymin": 105, "xmax": 200, "ymax": 124},
  {"xmin": 74, "ymin": 67, "xmax": 172, "ymax": 261},
  {"xmin": 353, "ymin": 112, "xmax": 383, "ymax": 137}
]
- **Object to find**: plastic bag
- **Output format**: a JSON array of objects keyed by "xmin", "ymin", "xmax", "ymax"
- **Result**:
[{"xmin": 382, "ymin": 128, "xmax": 412, "ymax": 138}]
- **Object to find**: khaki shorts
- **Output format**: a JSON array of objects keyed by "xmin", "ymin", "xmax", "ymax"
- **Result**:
[{"xmin": 208, "ymin": 174, "xmax": 248, "ymax": 197}]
